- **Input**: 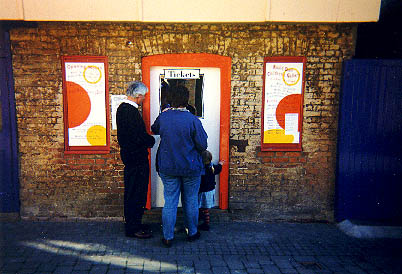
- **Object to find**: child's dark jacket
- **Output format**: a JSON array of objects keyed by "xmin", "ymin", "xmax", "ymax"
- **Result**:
[{"xmin": 199, "ymin": 163, "xmax": 222, "ymax": 193}]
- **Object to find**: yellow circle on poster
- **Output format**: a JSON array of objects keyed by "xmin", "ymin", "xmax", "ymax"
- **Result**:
[
  {"xmin": 282, "ymin": 68, "xmax": 300, "ymax": 86},
  {"xmin": 83, "ymin": 65, "xmax": 102, "ymax": 84},
  {"xmin": 87, "ymin": 125, "xmax": 106, "ymax": 146}
]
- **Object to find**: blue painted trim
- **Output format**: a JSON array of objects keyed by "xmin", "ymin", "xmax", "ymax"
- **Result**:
[{"xmin": 0, "ymin": 28, "xmax": 20, "ymax": 213}]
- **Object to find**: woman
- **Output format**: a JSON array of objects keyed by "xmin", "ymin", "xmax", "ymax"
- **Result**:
[{"xmin": 151, "ymin": 84, "xmax": 208, "ymax": 247}]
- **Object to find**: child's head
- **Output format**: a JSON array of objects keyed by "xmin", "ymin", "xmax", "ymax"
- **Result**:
[{"xmin": 201, "ymin": 150, "xmax": 212, "ymax": 165}]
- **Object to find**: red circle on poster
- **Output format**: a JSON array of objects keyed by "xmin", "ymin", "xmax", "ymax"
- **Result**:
[
  {"xmin": 66, "ymin": 81, "xmax": 91, "ymax": 128},
  {"xmin": 276, "ymin": 94, "xmax": 301, "ymax": 129}
]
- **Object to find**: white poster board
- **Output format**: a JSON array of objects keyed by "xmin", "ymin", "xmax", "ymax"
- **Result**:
[
  {"xmin": 62, "ymin": 56, "xmax": 110, "ymax": 153},
  {"xmin": 261, "ymin": 57, "xmax": 306, "ymax": 151},
  {"xmin": 111, "ymin": 95, "xmax": 127, "ymax": 130}
]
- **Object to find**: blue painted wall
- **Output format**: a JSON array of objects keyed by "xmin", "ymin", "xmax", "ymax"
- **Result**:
[
  {"xmin": 336, "ymin": 59, "xmax": 402, "ymax": 223},
  {"xmin": 0, "ymin": 27, "xmax": 20, "ymax": 213}
]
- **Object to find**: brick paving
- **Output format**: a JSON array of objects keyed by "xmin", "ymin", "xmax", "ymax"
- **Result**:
[{"xmin": 1, "ymin": 220, "xmax": 401, "ymax": 274}]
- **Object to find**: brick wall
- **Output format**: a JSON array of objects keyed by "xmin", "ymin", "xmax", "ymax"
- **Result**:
[{"xmin": 10, "ymin": 22, "xmax": 356, "ymax": 221}]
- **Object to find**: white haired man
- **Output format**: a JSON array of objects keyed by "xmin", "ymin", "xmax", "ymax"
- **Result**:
[{"xmin": 116, "ymin": 81, "xmax": 155, "ymax": 239}]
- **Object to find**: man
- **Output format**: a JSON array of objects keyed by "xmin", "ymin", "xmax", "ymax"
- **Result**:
[{"xmin": 116, "ymin": 81, "xmax": 155, "ymax": 239}]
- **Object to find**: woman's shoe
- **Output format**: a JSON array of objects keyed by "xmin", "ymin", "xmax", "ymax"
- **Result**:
[
  {"xmin": 186, "ymin": 231, "xmax": 201, "ymax": 242},
  {"xmin": 161, "ymin": 238, "xmax": 173, "ymax": 248}
]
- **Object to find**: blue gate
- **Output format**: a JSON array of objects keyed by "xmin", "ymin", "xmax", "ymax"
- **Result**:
[
  {"xmin": 336, "ymin": 59, "xmax": 402, "ymax": 223},
  {"xmin": 0, "ymin": 26, "xmax": 20, "ymax": 213}
]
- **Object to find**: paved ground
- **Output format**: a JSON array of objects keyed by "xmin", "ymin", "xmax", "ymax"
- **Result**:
[{"xmin": 1, "ymin": 220, "xmax": 402, "ymax": 274}]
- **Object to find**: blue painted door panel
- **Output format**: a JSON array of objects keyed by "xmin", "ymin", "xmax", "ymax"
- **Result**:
[
  {"xmin": 0, "ymin": 27, "xmax": 19, "ymax": 213},
  {"xmin": 336, "ymin": 59, "xmax": 402, "ymax": 223}
]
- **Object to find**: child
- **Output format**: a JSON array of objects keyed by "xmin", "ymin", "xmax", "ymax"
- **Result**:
[{"xmin": 198, "ymin": 150, "xmax": 224, "ymax": 231}]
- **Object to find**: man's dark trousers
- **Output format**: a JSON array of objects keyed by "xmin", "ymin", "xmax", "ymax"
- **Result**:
[{"xmin": 124, "ymin": 161, "xmax": 149, "ymax": 233}]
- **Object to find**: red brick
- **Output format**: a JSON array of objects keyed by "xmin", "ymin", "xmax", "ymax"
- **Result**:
[
  {"xmin": 71, "ymin": 159, "xmax": 95, "ymax": 165},
  {"xmin": 285, "ymin": 152, "xmax": 302, "ymax": 157},
  {"xmin": 262, "ymin": 157, "xmax": 272, "ymax": 163},
  {"xmin": 257, "ymin": 151, "xmax": 275, "ymax": 157},
  {"xmin": 289, "ymin": 157, "xmax": 300, "ymax": 163},
  {"xmin": 272, "ymin": 157, "xmax": 289, "ymax": 163},
  {"xmin": 95, "ymin": 159, "xmax": 106, "ymax": 165}
]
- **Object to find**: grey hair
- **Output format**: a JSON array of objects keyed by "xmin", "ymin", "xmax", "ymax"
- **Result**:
[{"xmin": 126, "ymin": 81, "xmax": 148, "ymax": 97}]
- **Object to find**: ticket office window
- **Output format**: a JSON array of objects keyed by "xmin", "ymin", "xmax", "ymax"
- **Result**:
[{"xmin": 159, "ymin": 75, "xmax": 204, "ymax": 117}]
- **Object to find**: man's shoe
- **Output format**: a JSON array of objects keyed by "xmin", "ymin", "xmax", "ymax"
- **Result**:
[
  {"xmin": 126, "ymin": 230, "xmax": 152, "ymax": 239},
  {"xmin": 187, "ymin": 231, "xmax": 201, "ymax": 242},
  {"xmin": 161, "ymin": 238, "xmax": 173, "ymax": 248},
  {"xmin": 134, "ymin": 230, "xmax": 152, "ymax": 239}
]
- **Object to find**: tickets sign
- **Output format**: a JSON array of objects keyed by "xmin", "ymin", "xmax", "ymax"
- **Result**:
[{"xmin": 163, "ymin": 69, "xmax": 200, "ymax": 79}]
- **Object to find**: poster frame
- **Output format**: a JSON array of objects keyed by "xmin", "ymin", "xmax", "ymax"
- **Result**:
[
  {"xmin": 61, "ymin": 55, "xmax": 110, "ymax": 154},
  {"xmin": 261, "ymin": 56, "xmax": 306, "ymax": 152}
]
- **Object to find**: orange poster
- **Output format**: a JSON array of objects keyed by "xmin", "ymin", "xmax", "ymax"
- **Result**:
[
  {"xmin": 261, "ymin": 57, "xmax": 305, "ymax": 151},
  {"xmin": 62, "ymin": 56, "xmax": 110, "ymax": 154}
]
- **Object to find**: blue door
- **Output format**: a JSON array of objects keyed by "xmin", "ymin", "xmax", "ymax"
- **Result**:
[
  {"xmin": 336, "ymin": 59, "xmax": 402, "ymax": 223},
  {"xmin": 0, "ymin": 26, "xmax": 19, "ymax": 213}
]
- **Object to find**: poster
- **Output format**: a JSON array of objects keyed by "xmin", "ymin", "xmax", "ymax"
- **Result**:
[
  {"xmin": 62, "ymin": 56, "xmax": 110, "ymax": 153},
  {"xmin": 111, "ymin": 95, "xmax": 127, "ymax": 130},
  {"xmin": 261, "ymin": 57, "xmax": 306, "ymax": 151}
]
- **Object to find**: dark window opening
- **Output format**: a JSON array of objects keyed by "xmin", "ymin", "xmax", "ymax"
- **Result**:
[{"xmin": 159, "ymin": 75, "xmax": 204, "ymax": 117}]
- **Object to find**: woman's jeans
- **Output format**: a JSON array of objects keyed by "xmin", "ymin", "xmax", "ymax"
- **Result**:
[{"xmin": 159, "ymin": 173, "xmax": 201, "ymax": 240}]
